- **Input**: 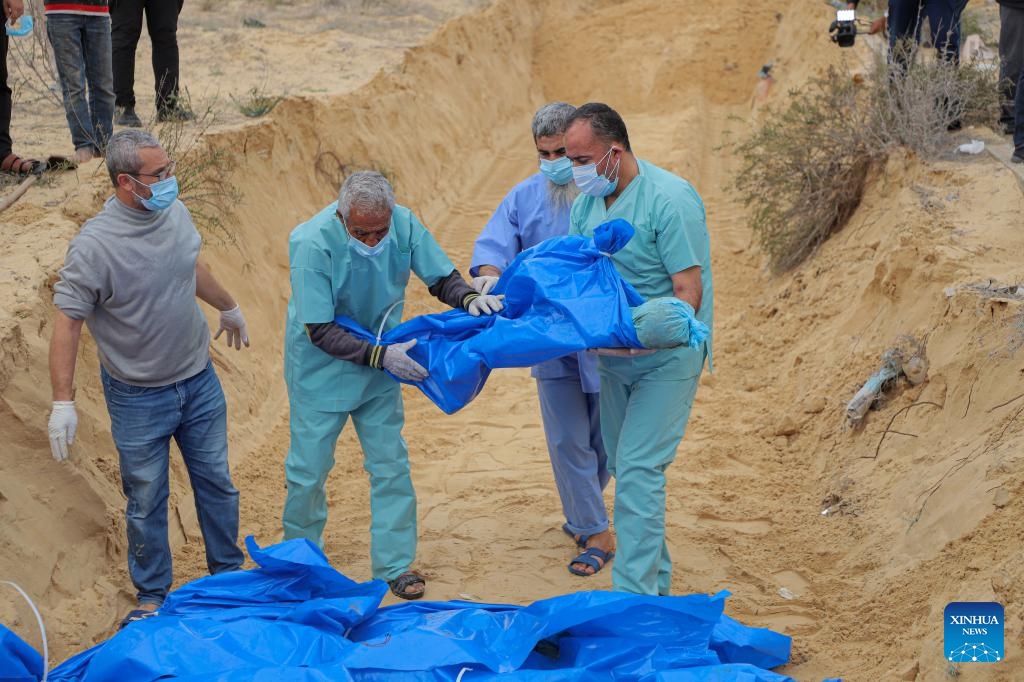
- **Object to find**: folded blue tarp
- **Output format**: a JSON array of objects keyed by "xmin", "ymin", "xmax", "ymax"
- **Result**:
[
  {"xmin": 38, "ymin": 537, "xmax": 827, "ymax": 681},
  {"xmin": 337, "ymin": 219, "xmax": 648, "ymax": 414},
  {"xmin": 0, "ymin": 623, "xmax": 43, "ymax": 682}
]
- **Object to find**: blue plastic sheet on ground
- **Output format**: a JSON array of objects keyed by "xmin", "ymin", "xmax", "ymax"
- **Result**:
[
  {"xmin": 0, "ymin": 623, "xmax": 43, "ymax": 681},
  {"xmin": 37, "ymin": 537, "xmax": 838, "ymax": 681},
  {"xmin": 336, "ymin": 219, "xmax": 707, "ymax": 414}
]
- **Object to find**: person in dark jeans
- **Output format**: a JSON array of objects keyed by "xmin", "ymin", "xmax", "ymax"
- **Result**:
[
  {"xmin": 888, "ymin": 0, "xmax": 969, "ymax": 70},
  {"xmin": 998, "ymin": 1, "xmax": 1024, "ymax": 136},
  {"xmin": 111, "ymin": 0, "xmax": 193, "ymax": 126},
  {"xmin": 2, "ymin": 0, "xmax": 41, "ymax": 174},
  {"xmin": 44, "ymin": 0, "xmax": 115, "ymax": 163}
]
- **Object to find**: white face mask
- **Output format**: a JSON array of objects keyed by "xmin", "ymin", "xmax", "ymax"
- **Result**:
[
  {"xmin": 348, "ymin": 226, "xmax": 392, "ymax": 258},
  {"xmin": 572, "ymin": 147, "xmax": 620, "ymax": 197}
]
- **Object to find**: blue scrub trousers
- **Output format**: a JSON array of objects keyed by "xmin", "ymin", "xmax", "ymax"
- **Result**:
[
  {"xmin": 599, "ymin": 358, "xmax": 700, "ymax": 596},
  {"xmin": 536, "ymin": 377, "xmax": 609, "ymax": 538},
  {"xmin": 283, "ymin": 381, "xmax": 416, "ymax": 581}
]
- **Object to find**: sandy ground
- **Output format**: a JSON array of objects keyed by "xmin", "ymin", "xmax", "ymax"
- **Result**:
[{"xmin": 2, "ymin": 0, "xmax": 1023, "ymax": 679}]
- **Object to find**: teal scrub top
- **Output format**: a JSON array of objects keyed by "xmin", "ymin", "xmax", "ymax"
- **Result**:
[
  {"xmin": 570, "ymin": 159, "xmax": 714, "ymax": 378},
  {"xmin": 285, "ymin": 202, "xmax": 456, "ymax": 411}
]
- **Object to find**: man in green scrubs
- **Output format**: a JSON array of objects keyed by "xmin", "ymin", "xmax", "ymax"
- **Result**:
[
  {"xmin": 283, "ymin": 171, "xmax": 504, "ymax": 600},
  {"xmin": 566, "ymin": 103, "xmax": 713, "ymax": 596}
]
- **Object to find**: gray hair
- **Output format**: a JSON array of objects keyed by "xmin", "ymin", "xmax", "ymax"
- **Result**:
[
  {"xmin": 106, "ymin": 129, "xmax": 162, "ymax": 186},
  {"xmin": 337, "ymin": 171, "xmax": 396, "ymax": 221},
  {"xmin": 531, "ymin": 102, "xmax": 577, "ymax": 140}
]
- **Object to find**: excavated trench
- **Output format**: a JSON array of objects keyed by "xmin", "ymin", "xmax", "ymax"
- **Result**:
[{"xmin": 3, "ymin": 1, "xmax": 1023, "ymax": 679}]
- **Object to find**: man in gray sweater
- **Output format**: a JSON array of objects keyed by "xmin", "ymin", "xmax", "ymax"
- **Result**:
[{"xmin": 48, "ymin": 129, "xmax": 249, "ymax": 628}]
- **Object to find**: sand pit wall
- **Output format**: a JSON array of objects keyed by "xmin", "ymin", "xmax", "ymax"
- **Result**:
[
  {"xmin": 3, "ymin": 0, "xmax": 1023, "ymax": 676},
  {"xmin": 0, "ymin": 0, "xmax": 543, "ymax": 656}
]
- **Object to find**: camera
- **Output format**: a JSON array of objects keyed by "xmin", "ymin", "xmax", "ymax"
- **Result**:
[{"xmin": 830, "ymin": 9, "xmax": 857, "ymax": 47}]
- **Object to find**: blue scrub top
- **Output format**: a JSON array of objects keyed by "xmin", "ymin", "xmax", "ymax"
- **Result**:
[
  {"xmin": 471, "ymin": 172, "xmax": 599, "ymax": 392},
  {"xmin": 285, "ymin": 202, "xmax": 456, "ymax": 411},
  {"xmin": 570, "ymin": 159, "xmax": 713, "ymax": 378}
]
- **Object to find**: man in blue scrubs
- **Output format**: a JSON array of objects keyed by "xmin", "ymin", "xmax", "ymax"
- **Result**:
[
  {"xmin": 470, "ymin": 103, "xmax": 614, "ymax": 577},
  {"xmin": 284, "ymin": 171, "xmax": 504, "ymax": 600},
  {"xmin": 566, "ymin": 103, "xmax": 713, "ymax": 596}
]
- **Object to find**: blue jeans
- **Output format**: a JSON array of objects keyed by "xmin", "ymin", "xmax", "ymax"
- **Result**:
[
  {"xmin": 101, "ymin": 361, "xmax": 243, "ymax": 606},
  {"xmin": 887, "ymin": 0, "xmax": 968, "ymax": 67},
  {"xmin": 45, "ymin": 14, "xmax": 114, "ymax": 152}
]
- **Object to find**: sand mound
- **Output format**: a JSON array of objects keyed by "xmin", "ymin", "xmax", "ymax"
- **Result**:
[{"xmin": 1, "ymin": 0, "xmax": 1022, "ymax": 678}]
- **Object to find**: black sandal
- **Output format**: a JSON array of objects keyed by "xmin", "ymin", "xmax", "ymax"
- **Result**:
[
  {"xmin": 388, "ymin": 570, "xmax": 426, "ymax": 600},
  {"xmin": 1, "ymin": 153, "xmax": 41, "ymax": 176}
]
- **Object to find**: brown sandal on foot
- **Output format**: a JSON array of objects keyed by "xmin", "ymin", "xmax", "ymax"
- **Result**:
[{"xmin": 1, "ymin": 153, "xmax": 41, "ymax": 175}]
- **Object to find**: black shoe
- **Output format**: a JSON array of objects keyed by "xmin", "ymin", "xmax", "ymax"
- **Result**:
[
  {"xmin": 157, "ymin": 106, "xmax": 196, "ymax": 123},
  {"xmin": 115, "ymin": 106, "xmax": 143, "ymax": 127},
  {"xmin": 1011, "ymin": 152, "xmax": 1024, "ymax": 164}
]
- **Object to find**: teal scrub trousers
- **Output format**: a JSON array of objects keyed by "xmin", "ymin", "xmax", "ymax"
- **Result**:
[
  {"xmin": 282, "ymin": 381, "xmax": 416, "ymax": 582},
  {"xmin": 599, "ymin": 357, "xmax": 700, "ymax": 596}
]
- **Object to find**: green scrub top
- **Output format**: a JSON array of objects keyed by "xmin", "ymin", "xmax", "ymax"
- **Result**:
[
  {"xmin": 285, "ymin": 202, "xmax": 455, "ymax": 411},
  {"xmin": 570, "ymin": 159, "xmax": 714, "ymax": 378}
]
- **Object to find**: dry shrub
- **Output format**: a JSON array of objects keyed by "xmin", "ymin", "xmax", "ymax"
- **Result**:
[
  {"xmin": 6, "ymin": 3, "xmax": 62, "ymax": 106},
  {"xmin": 735, "ymin": 66, "xmax": 878, "ymax": 272},
  {"xmin": 156, "ymin": 97, "xmax": 241, "ymax": 243},
  {"xmin": 735, "ymin": 46, "xmax": 999, "ymax": 273}
]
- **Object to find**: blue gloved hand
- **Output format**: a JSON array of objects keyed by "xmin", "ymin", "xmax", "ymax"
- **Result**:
[{"xmin": 381, "ymin": 339, "xmax": 428, "ymax": 382}]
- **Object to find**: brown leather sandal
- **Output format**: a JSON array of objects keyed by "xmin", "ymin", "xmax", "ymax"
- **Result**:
[{"xmin": 1, "ymin": 153, "xmax": 42, "ymax": 175}]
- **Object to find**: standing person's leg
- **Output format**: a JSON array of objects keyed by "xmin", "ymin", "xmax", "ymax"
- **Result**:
[
  {"xmin": 1, "ymin": 10, "xmax": 11, "ymax": 160},
  {"xmin": 46, "ymin": 15, "xmax": 99, "ymax": 159},
  {"xmin": 282, "ymin": 398, "xmax": 348, "ymax": 546},
  {"xmin": 350, "ymin": 382, "xmax": 417, "ymax": 585},
  {"xmin": 173, "ymin": 363, "xmax": 244, "ymax": 575},
  {"xmin": 1013, "ymin": 65, "xmax": 1024, "ymax": 161},
  {"xmin": 537, "ymin": 377, "xmax": 610, "ymax": 541},
  {"xmin": 101, "ymin": 368, "xmax": 179, "ymax": 607},
  {"xmin": 888, "ymin": 0, "xmax": 924, "ymax": 69},
  {"xmin": 610, "ymin": 375, "xmax": 699, "ymax": 596},
  {"xmin": 925, "ymin": 0, "xmax": 966, "ymax": 65},
  {"xmin": 144, "ymin": 0, "xmax": 185, "ymax": 117},
  {"xmin": 1002, "ymin": 5, "xmax": 1024, "ymax": 135},
  {"xmin": 110, "ymin": 0, "xmax": 145, "ymax": 117},
  {"xmin": 82, "ymin": 15, "xmax": 115, "ymax": 153}
]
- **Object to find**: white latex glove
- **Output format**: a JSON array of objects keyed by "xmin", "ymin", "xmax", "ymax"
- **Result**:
[
  {"xmin": 214, "ymin": 305, "xmax": 250, "ymax": 350},
  {"xmin": 48, "ymin": 401, "xmax": 78, "ymax": 462},
  {"xmin": 470, "ymin": 275, "xmax": 499, "ymax": 295},
  {"xmin": 467, "ymin": 294, "xmax": 505, "ymax": 317},
  {"xmin": 382, "ymin": 339, "xmax": 429, "ymax": 382}
]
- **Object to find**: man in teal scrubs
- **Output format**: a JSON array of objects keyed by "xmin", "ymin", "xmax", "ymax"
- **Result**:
[
  {"xmin": 284, "ymin": 171, "xmax": 504, "ymax": 600},
  {"xmin": 565, "ymin": 103, "xmax": 713, "ymax": 596}
]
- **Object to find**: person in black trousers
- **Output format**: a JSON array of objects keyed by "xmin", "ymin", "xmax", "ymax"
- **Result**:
[
  {"xmin": 111, "ymin": 0, "xmax": 193, "ymax": 126},
  {"xmin": 2, "ymin": 0, "xmax": 41, "ymax": 174}
]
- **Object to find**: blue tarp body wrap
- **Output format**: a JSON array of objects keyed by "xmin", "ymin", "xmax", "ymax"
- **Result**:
[
  {"xmin": 27, "ymin": 537, "xmax": 839, "ymax": 681},
  {"xmin": 336, "ymin": 219, "xmax": 707, "ymax": 414},
  {"xmin": 632, "ymin": 298, "xmax": 709, "ymax": 350}
]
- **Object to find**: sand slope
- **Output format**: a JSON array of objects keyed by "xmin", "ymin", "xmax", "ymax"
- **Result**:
[{"xmin": 1, "ymin": 0, "xmax": 1022, "ymax": 679}]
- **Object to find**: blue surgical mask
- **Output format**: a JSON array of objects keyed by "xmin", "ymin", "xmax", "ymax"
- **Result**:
[
  {"xmin": 349, "ymin": 226, "xmax": 392, "ymax": 258},
  {"xmin": 539, "ymin": 156, "xmax": 573, "ymax": 185},
  {"xmin": 129, "ymin": 175, "xmax": 179, "ymax": 211},
  {"xmin": 5, "ymin": 15, "xmax": 34, "ymax": 37},
  {"xmin": 572, "ymin": 147, "xmax": 620, "ymax": 198}
]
